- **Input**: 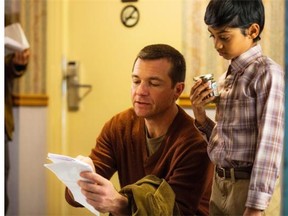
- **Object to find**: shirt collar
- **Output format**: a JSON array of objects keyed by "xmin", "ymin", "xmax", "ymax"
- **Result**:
[{"xmin": 230, "ymin": 44, "xmax": 262, "ymax": 74}]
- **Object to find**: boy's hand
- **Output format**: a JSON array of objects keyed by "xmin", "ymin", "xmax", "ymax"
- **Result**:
[
  {"xmin": 243, "ymin": 207, "xmax": 262, "ymax": 216},
  {"xmin": 190, "ymin": 79, "xmax": 215, "ymax": 125}
]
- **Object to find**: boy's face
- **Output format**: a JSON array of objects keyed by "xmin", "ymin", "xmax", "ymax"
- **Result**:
[{"xmin": 208, "ymin": 26, "xmax": 256, "ymax": 60}]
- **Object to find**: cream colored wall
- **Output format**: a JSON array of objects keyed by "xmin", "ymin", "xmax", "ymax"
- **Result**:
[{"xmin": 46, "ymin": 1, "xmax": 183, "ymax": 215}]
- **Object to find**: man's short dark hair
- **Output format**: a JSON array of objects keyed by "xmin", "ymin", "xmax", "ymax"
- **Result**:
[
  {"xmin": 204, "ymin": 0, "xmax": 265, "ymax": 42},
  {"xmin": 133, "ymin": 44, "xmax": 186, "ymax": 87}
]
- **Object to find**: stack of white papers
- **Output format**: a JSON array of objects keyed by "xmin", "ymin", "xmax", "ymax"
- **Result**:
[
  {"xmin": 44, "ymin": 153, "xmax": 99, "ymax": 216},
  {"xmin": 5, "ymin": 23, "xmax": 30, "ymax": 55}
]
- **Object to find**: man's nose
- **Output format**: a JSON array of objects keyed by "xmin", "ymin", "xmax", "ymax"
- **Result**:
[{"xmin": 136, "ymin": 82, "xmax": 149, "ymax": 95}]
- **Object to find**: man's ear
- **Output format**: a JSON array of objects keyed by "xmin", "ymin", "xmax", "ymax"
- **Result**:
[
  {"xmin": 174, "ymin": 82, "xmax": 185, "ymax": 100},
  {"xmin": 248, "ymin": 23, "xmax": 260, "ymax": 39}
]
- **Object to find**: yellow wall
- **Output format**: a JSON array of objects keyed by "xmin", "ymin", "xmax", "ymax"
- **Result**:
[{"xmin": 46, "ymin": 1, "xmax": 183, "ymax": 215}]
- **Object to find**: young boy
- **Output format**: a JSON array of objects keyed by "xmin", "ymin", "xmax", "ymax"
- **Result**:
[{"xmin": 190, "ymin": 0, "xmax": 284, "ymax": 215}]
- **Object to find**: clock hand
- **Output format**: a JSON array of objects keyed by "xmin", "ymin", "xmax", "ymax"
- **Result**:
[{"xmin": 125, "ymin": 9, "xmax": 137, "ymax": 22}]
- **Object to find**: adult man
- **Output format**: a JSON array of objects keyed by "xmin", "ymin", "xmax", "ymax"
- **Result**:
[{"xmin": 66, "ymin": 44, "xmax": 213, "ymax": 215}]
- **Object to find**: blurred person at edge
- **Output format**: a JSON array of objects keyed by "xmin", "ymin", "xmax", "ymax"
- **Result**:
[{"xmin": 5, "ymin": 22, "xmax": 30, "ymax": 215}]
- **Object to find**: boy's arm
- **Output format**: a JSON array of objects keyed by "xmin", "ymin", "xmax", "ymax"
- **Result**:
[
  {"xmin": 246, "ymin": 64, "xmax": 284, "ymax": 210},
  {"xmin": 190, "ymin": 79, "xmax": 216, "ymax": 138}
]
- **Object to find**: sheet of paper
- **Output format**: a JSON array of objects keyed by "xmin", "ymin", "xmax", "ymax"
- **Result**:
[
  {"xmin": 5, "ymin": 23, "xmax": 30, "ymax": 55},
  {"xmin": 44, "ymin": 153, "xmax": 99, "ymax": 216}
]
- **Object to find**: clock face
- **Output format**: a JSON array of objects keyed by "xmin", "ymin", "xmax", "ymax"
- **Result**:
[{"xmin": 120, "ymin": 5, "xmax": 140, "ymax": 28}]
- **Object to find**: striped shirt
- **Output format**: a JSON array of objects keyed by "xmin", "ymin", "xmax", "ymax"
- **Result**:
[{"xmin": 199, "ymin": 44, "xmax": 284, "ymax": 209}]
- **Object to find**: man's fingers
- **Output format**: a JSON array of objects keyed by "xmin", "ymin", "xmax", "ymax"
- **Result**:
[{"xmin": 80, "ymin": 172, "xmax": 106, "ymax": 185}]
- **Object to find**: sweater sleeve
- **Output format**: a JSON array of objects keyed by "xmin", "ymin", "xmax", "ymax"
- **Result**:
[{"xmin": 65, "ymin": 187, "xmax": 83, "ymax": 207}]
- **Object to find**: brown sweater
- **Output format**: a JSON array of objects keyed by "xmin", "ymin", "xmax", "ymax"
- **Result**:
[{"xmin": 66, "ymin": 107, "xmax": 213, "ymax": 215}]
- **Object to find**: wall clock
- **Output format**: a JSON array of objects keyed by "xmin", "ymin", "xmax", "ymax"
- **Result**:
[{"xmin": 120, "ymin": 5, "xmax": 140, "ymax": 28}]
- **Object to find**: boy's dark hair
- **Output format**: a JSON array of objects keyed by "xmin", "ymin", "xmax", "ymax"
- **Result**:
[
  {"xmin": 133, "ymin": 44, "xmax": 186, "ymax": 87},
  {"xmin": 204, "ymin": 0, "xmax": 265, "ymax": 42}
]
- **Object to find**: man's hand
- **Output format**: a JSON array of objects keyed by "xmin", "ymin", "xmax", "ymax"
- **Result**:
[
  {"xmin": 76, "ymin": 155, "xmax": 95, "ymax": 172},
  {"xmin": 78, "ymin": 172, "xmax": 129, "ymax": 216}
]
